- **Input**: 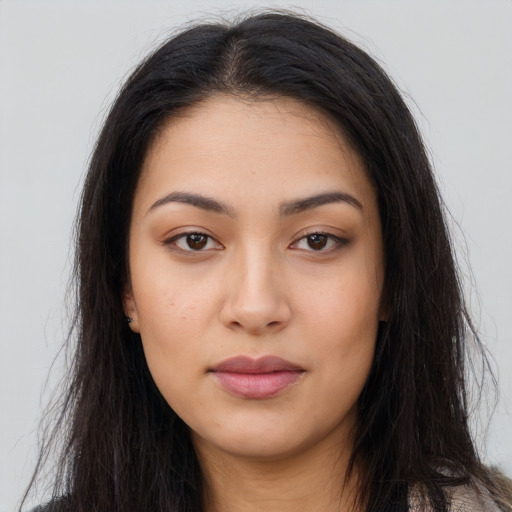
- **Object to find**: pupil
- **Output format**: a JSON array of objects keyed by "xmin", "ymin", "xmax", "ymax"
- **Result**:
[
  {"xmin": 307, "ymin": 234, "xmax": 327, "ymax": 250},
  {"xmin": 187, "ymin": 234, "xmax": 207, "ymax": 250}
]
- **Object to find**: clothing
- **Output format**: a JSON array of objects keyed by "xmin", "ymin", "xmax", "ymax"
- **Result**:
[
  {"xmin": 409, "ymin": 484, "xmax": 502, "ymax": 511},
  {"xmin": 31, "ymin": 488, "xmax": 503, "ymax": 512}
]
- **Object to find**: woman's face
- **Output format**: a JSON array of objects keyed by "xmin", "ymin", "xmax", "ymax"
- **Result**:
[{"xmin": 124, "ymin": 96, "xmax": 385, "ymax": 461}]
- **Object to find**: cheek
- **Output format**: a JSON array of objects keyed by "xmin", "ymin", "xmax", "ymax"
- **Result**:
[
  {"xmin": 132, "ymin": 269, "xmax": 225, "ymax": 381},
  {"xmin": 133, "ymin": 257, "xmax": 213, "ymax": 333},
  {"xmin": 298, "ymin": 267, "xmax": 381, "ymax": 386},
  {"xmin": 133, "ymin": 285, "xmax": 203, "ymax": 379},
  {"xmin": 137, "ymin": 297, "xmax": 206, "ymax": 416},
  {"xmin": 303, "ymin": 272, "xmax": 381, "ymax": 339},
  {"xmin": 312, "ymin": 297, "xmax": 377, "ymax": 418},
  {"xmin": 137, "ymin": 292, "xmax": 206, "ymax": 355}
]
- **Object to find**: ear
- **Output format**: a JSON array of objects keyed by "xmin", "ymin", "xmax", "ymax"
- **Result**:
[{"xmin": 123, "ymin": 282, "xmax": 140, "ymax": 333}]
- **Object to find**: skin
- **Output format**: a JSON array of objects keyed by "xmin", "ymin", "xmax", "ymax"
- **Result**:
[{"xmin": 124, "ymin": 96, "xmax": 385, "ymax": 512}]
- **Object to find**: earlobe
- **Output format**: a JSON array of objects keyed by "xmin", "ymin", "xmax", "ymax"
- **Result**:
[{"xmin": 123, "ymin": 283, "xmax": 140, "ymax": 333}]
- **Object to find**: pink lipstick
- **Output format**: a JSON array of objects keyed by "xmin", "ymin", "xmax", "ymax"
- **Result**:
[{"xmin": 209, "ymin": 356, "xmax": 304, "ymax": 399}]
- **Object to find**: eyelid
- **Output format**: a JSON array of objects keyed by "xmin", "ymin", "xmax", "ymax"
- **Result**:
[
  {"xmin": 161, "ymin": 227, "xmax": 348, "ymax": 253},
  {"xmin": 163, "ymin": 229, "xmax": 224, "ymax": 252},
  {"xmin": 289, "ymin": 229, "xmax": 350, "ymax": 252}
]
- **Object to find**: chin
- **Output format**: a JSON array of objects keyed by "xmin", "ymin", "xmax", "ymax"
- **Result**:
[
  {"xmin": 191, "ymin": 413, "xmax": 350, "ymax": 463},
  {"xmin": 197, "ymin": 432, "xmax": 310, "ymax": 461}
]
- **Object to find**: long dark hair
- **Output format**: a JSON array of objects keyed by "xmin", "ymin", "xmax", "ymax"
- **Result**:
[{"xmin": 23, "ymin": 11, "xmax": 510, "ymax": 512}]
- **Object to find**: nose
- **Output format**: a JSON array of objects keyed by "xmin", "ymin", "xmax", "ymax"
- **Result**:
[{"xmin": 220, "ymin": 246, "xmax": 292, "ymax": 335}]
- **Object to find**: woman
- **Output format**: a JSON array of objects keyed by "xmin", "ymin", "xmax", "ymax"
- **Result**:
[{"xmin": 24, "ymin": 11, "xmax": 511, "ymax": 512}]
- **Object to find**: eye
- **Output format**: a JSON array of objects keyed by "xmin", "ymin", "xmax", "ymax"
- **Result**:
[
  {"xmin": 166, "ymin": 232, "xmax": 223, "ymax": 252},
  {"xmin": 291, "ymin": 232, "xmax": 347, "ymax": 252}
]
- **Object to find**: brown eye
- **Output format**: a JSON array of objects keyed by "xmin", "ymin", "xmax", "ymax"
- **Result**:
[
  {"xmin": 168, "ymin": 232, "xmax": 222, "ymax": 252},
  {"xmin": 291, "ymin": 232, "xmax": 347, "ymax": 253},
  {"xmin": 187, "ymin": 234, "xmax": 208, "ymax": 250},
  {"xmin": 165, "ymin": 231, "xmax": 224, "ymax": 254},
  {"xmin": 306, "ymin": 234, "xmax": 328, "ymax": 250}
]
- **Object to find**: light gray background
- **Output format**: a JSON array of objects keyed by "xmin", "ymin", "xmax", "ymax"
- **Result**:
[{"xmin": 1, "ymin": 1, "xmax": 511, "ymax": 510}]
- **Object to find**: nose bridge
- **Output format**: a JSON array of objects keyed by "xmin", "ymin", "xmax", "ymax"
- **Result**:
[
  {"xmin": 239, "ymin": 240, "xmax": 274, "ymax": 296},
  {"xmin": 222, "ymin": 239, "xmax": 290, "ymax": 333}
]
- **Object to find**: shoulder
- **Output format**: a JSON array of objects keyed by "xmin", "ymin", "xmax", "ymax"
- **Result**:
[
  {"xmin": 409, "ymin": 484, "xmax": 502, "ymax": 512},
  {"xmin": 29, "ymin": 496, "xmax": 72, "ymax": 512},
  {"xmin": 447, "ymin": 485, "xmax": 502, "ymax": 512}
]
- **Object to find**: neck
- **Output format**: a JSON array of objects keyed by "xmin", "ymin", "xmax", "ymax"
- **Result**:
[{"xmin": 196, "ymin": 437, "xmax": 362, "ymax": 512}]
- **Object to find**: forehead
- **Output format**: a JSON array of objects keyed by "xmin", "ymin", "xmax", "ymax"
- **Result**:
[
  {"xmin": 135, "ymin": 95, "xmax": 377, "ymax": 217},
  {"xmin": 147, "ymin": 95, "xmax": 349, "ymax": 162}
]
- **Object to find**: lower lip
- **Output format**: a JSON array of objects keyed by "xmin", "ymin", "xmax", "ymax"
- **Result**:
[{"xmin": 212, "ymin": 371, "xmax": 303, "ymax": 399}]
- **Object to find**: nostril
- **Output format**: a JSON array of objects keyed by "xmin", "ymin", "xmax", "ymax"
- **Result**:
[{"xmin": 220, "ymin": 293, "xmax": 292, "ymax": 334}]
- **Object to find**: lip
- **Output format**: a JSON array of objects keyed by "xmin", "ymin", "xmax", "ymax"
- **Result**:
[{"xmin": 209, "ymin": 356, "xmax": 305, "ymax": 399}]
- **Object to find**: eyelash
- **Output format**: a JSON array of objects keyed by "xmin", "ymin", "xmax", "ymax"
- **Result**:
[
  {"xmin": 290, "ymin": 232, "xmax": 348, "ymax": 253},
  {"xmin": 164, "ymin": 232, "xmax": 223, "ymax": 252},
  {"xmin": 164, "ymin": 231, "xmax": 348, "ymax": 254}
]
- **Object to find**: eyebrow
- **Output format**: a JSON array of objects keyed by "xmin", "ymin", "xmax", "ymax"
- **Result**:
[
  {"xmin": 147, "ymin": 190, "xmax": 363, "ymax": 217},
  {"xmin": 280, "ymin": 192, "xmax": 363, "ymax": 216},
  {"xmin": 147, "ymin": 191, "xmax": 235, "ymax": 217}
]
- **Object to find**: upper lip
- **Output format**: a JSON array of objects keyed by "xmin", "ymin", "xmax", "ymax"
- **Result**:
[{"xmin": 210, "ymin": 355, "xmax": 304, "ymax": 374}]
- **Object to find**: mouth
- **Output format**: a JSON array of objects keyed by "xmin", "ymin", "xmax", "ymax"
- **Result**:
[{"xmin": 208, "ymin": 355, "xmax": 305, "ymax": 399}]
